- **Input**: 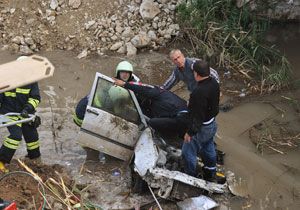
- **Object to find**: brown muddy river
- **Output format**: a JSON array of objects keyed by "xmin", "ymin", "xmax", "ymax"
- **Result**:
[{"xmin": 0, "ymin": 23, "xmax": 299, "ymax": 209}]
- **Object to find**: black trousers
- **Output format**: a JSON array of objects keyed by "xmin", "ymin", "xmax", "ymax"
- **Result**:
[
  {"xmin": 0, "ymin": 123, "xmax": 40, "ymax": 163},
  {"xmin": 148, "ymin": 114, "xmax": 189, "ymax": 147}
]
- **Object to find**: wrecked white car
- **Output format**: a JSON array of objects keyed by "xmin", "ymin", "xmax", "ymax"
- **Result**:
[{"xmin": 77, "ymin": 72, "xmax": 227, "ymax": 200}]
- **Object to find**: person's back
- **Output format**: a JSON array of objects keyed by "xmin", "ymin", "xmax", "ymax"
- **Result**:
[{"xmin": 121, "ymin": 81, "xmax": 187, "ymax": 118}]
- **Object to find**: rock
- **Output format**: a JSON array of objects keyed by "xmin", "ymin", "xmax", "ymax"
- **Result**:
[
  {"xmin": 1, "ymin": 45, "xmax": 9, "ymax": 51},
  {"xmin": 24, "ymin": 37, "xmax": 35, "ymax": 46},
  {"xmin": 10, "ymin": 8, "xmax": 16, "ymax": 14},
  {"xmin": 111, "ymin": 35, "xmax": 118, "ymax": 41},
  {"xmin": 115, "ymin": 25, "xmax": 123, "ymax": 34},
  {"xmin": 167, "ymin": 23, "xmax": 180, "ymax": 35},
  {"xmin": 26, "ymin": 18, "xmax": 35, "ymax": 25},
  {"xmin": 147, "ymin": 30, "xmax": 157, "ymax": 40},
  {"xmin": 110, "ymin": 41, "xmax": 123, "ymax": 51},
  {"xmin": 19, "ymin": 45, "xmax": 33, "ymax": 55},
  {"xmin": 85, "ymin": 20, "xmax": 96, "ymax": 30},
  {"xmin": 77, "ymin": 49, "xmax": 88, "ymax": 59},
  {"xmin": 117, "ymin": 45, "xmax": 126, "ymax": 54},
  {"xmin": 122, "ymin": 27, "xmax": 134, "ymax": 38},
  {"xmin": 50, "ymin": 0, "xmax": 59, "ymax": 10},
  {"xmin": 12, "ymin": 36, "xmax": 24, "ymax": 44},
  {"xmin": 131, "ymin": 32, "xmax": 151, "ymax": 48},
  {"xmin": 140, "ymin": 0, "xmax": 161, "ymax": 20},
  {"xmin": 10, "ymin": 43, "xmax": 19, "ymax": 52},
  {"xmin": 126, "ymin": 42, "xmax": 137, "ymax": 56},
  {"xmin": 168, "ymin": 4, "xmax": 176, "ymax": 11},
  {"xmin": 69, "ymin": 0, "xmax": 81, "ymax": 9}
]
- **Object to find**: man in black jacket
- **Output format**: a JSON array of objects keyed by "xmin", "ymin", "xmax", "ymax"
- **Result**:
[
  {"xmin": 0, "ymin": 78, "xmax": 41, "ymax": 172},
  {"xmin": 113, "ymin": 80, "xmax": 189, "ymax": 139},
  {"xmin": 182, "ymin": 60, "xmax": 220, "ymax": 181}
]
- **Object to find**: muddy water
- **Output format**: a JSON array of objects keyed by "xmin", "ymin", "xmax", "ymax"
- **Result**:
[
  {"xmin": 0, "ymin": 50, "xmax": 173, "ymax": 209},
  {"xmin": 0, "ymin": 23, "xmax": 299, "ymax": 209}
]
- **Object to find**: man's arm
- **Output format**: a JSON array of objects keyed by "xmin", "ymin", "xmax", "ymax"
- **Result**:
[
  {"xmin": 124, "ymin": 82, "xmax": 160, "ymax": 99},
  {"xmin": 186, "ymin": 89, "xmax": 206, "ymax": 136},
  {"xmin": 25, "ymin": 83, "xmax": 41, "ymax": 113},
  {"xmin": 161, "ymin": 70, "xmax": 179, "ymax": 90},
  {"xmin": 210, "ymin": 67, "xmax": 220, "ymax": 84},
  {"xmin": 113, "ymin": 78, "xmax": 160, "ymax": 99}
]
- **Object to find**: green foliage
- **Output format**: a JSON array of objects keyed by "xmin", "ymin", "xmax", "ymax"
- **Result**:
[{"xmin": 177, "ymin": 0, "xmax": 291, "ymax": 90}]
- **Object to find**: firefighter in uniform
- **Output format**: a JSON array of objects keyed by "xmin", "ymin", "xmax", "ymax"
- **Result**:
[
  {"xmin": 0, "ymin": 57, "xmax": 41, "ymax": 172},
  {"xmin": 72, "ymin": 61, "xmax": 140, "ymax": 161},
  {"xmin": 73, "ymin": 60, "xmax": 140, "ymax": 127}
]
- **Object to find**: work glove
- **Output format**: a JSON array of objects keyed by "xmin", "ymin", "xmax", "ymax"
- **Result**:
[
  {"xmin": 21, "ymin": 104, "xmax": 32, "ymax": 118},
  {"xmin": 31, "ymin": 115, "xmax": 41, "ymax": 128}
]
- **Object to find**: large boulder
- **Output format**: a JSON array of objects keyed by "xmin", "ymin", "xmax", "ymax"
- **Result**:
[
  {"xmin": 140, "ymin": 0, "xmax": 161, "ymax": 20},
  {"xmin": 131, "ymin": 32, "xmax": 151, "ymax": 48}
]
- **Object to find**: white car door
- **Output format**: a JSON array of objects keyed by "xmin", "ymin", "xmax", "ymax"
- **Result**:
[{"xmin": 77, "ymin": 72, "xmax": 146, "ymax": 161}]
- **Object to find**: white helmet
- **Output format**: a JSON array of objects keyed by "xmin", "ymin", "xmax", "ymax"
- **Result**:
[{"xmin": 17, "ymin": 56, "xmax": 29, "ymax": 61}]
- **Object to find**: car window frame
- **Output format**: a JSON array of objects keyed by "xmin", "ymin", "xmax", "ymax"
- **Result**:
[{"xmin": 88, "ymin": 72, "xmax": 147, "ymax": 127}]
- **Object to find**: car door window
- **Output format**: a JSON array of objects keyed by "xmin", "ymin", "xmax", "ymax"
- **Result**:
[{"xmin": 91, "ymin": 77, "xmax": 140, "ymax": 124}]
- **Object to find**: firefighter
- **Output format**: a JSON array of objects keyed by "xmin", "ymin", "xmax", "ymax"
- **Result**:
[
  {"xmin": 0, "ymin": 56, "xmax": 41, "ymax": 173},
  {"xmin": 72, "ymin": 61, "xmax": 140, "ymax": 161},
  {"xmin": 73, "ymin": 60, "xmax": 140, "ymax": 127}
]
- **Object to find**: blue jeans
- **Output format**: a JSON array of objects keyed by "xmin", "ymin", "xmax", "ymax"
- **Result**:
[{"xmin": 182, "ymin": 121, "xmax": 217, "ymax": 177}]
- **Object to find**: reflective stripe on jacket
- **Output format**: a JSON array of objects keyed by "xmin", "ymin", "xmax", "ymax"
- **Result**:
[{"xmin": 0, "ymin": 83, "xmax": 41, "ymax": 114}]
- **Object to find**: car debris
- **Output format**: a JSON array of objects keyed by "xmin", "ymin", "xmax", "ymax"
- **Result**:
[
  {"xmin": 177, "ymin": 195, "xmax": 218, "ymax": 210},
  {"xmin": 77, "ymin": 72, "xmax": 229, "ymax": 201}
]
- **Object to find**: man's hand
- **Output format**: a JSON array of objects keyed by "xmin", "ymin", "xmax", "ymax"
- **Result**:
[
  {"xmin": 21, "ymin": 108, "xmax": 29, "ymax": 118},
  {"xmin": 184, "ymin": 133, "xmax": 192, "ymax": 143},
  {"xmin": 112, "ymin": 78, "xmax": 125, "ymax": 87},
  {"xmin": 21, "ymin": 104, "xmax": 31, "ymax": 118}
]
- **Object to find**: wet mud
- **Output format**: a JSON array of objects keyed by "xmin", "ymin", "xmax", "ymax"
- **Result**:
[{"xmin": 0, "ymin": 23, "xmax": 299, "ymax": 209}]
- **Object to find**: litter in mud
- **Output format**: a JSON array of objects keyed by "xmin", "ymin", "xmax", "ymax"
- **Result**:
[{"xmin": 177, "ymin": 195, "xmax": 218, "ymax": 210}]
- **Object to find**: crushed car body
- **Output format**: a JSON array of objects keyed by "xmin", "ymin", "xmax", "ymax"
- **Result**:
[{"xmin": 77, "ymin": 72, "xmax": 227, "ymax": 200}]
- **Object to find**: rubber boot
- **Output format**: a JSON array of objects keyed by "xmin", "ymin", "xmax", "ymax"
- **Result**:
[
  {"xmin": 202, "ymin": 167, "xmax": 216, "ymax": 182},
  {"xmin": 0, "ymin": 161, "xmax": 9, "ymax": 173}
]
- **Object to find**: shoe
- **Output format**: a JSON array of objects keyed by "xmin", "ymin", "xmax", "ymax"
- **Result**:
[
  {"xmin": 202, "ymin": 167, "xmax": 216, "ymax": 182},
  {"xmin": 0, "ymin": 161, "xmax": 9, "ymax": 173},
  {"xmin": 216, "ymin": 172, "xmax": 226, "ymax": 184}
]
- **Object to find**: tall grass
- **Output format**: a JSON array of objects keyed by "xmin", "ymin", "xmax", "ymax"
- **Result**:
[{"xmin": 177, "ymin": 0, "xmax": 291, "ymax": 91}]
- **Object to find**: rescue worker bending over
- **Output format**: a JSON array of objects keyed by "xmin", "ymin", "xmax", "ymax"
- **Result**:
[
  {"xmin": 113, "ymin": 79, "xmax": 189, "ymax": 140},
  {"xmin": 0, "ymin": 56, "xmax": 41, "ymax": 172}
]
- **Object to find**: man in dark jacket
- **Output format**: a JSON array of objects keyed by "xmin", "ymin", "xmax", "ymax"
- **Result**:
[
  {"xmin": 182, "ymin": 60, "xmax": 220, "ymax": 181},
  {"xmin": 113, "ymin": 80, "xmax": 189, "ymax": 139},
  {"xmin": 0, "ymin": 80, "xmax": 41, "ymax": 172}
]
